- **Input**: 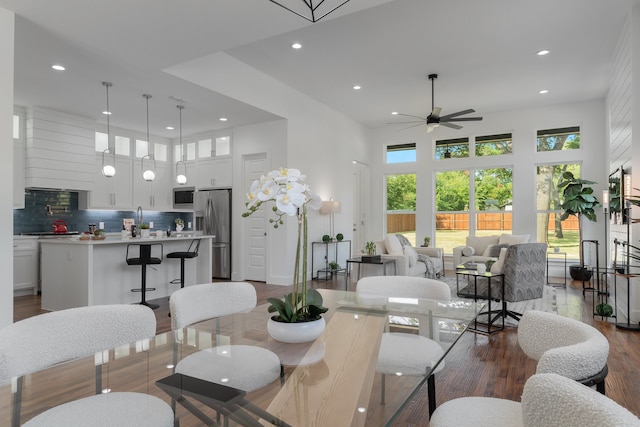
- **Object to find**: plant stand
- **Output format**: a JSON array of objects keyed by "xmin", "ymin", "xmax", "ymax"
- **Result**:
[
  {"xmin": 580, "ymin": 240, "xmax": 600, "ymax": 297},
  {"xmin": 613, "ymin": 238, "xmax": 640, "ymax": 331}
]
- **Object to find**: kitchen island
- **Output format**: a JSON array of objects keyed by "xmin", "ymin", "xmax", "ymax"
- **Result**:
[{"xmin": 40, "ymin": 234, "xmax": 213, "ymax": 311}]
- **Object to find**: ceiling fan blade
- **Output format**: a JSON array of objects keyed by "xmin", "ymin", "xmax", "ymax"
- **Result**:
[
  {"xmin": 396, "ymin": 123, "xmax": 427, "ymax": 132},
  {"xmin": 386, "ymin": 120, "xmax": 425, "ymax": 124},
  {"xmin": 439, "ymin": 109, "xmax": 475, "ymax": 120},
  {"xmin": 440, "ymin": 122, "xmax": 463, "ymax": 130},
  {"xmin": 431, "ymin": 107, "xmax": 442, "ymax": 119},
  {"xmin": 395, "ymin": 113, "xmax": 427, "ymax": 120},
  {"xmin": 443, "ymin": 116, "xmax": 483, "ymax": 122}
]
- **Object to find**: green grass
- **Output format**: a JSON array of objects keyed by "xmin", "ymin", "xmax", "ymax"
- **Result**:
[{"xmin": 391, "ymin": 229, "xmax": 581, "ymax": 259}]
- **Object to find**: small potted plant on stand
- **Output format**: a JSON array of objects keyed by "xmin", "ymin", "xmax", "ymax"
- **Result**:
[
  {"xmin": 363, "ymin": 241, "xmax": 380, "ymax": 263},
  {"xmin": 422, "ymin": 237, "xmax": 431, "ymax": 247},
  {"xmin": 558, "ymin": 171, "xmax": 600, "ymax": 280}
]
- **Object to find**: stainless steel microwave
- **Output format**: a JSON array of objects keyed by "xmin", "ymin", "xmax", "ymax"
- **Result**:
[{"xmin": 173, "ymin": 187, "xmax": 195, "ymax": 209}]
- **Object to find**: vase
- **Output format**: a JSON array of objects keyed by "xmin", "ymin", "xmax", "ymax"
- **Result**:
[
  {"xmin": 176, "ymin": 224, "xmax": 184, "ymax": 232},
  {"xmin": 140, "ymin": 229, "xmax": 150, "ymax": 238},
  {"xmin": 267, "ymin": 317, "xmax": 325, "ymax": 343}
]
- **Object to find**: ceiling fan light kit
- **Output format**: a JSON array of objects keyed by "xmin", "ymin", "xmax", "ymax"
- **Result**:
[{"xmin": 390, "ymin": 73, "xmax": 483, "ymax": 132}]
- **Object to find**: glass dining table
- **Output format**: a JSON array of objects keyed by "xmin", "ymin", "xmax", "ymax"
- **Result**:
[{"xmin": 0, "ymin": 289, "xmax": 484, "ymax": 426}]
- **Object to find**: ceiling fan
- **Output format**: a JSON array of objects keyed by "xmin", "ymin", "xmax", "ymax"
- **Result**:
[{"xmin": 390, "ymin": 74, "xmax": 483, "ymax": 132}]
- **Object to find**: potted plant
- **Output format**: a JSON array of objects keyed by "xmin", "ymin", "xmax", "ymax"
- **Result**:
[
  {"xmin": 558, "ymin": 171, "xmax": 600, "ymax": 280},
  {"xmin": 139, "ymin": 222, "xmax": 150, "ymax": 238},
  {"xmin": 422, "ymin": 237, "xmax": 431, "ymax": 247},
  {"xmin": 175, "ymin": 218, "xmax": 184, "ymax": 232},
  {"xmin": 328, "ymin": 261, "xmax": 340, "ymax": 271},
  {"xmin": 363, "ymin": 241, "xmax": 380, "ymax": 263},
  {"xmin": 243, "ymin": 168, "xmax": 327, "ymax": 343}
]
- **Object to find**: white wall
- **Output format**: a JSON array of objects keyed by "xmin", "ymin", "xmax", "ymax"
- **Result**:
[
  {"xmin": 369, "ymin": 99, "xmax": 608, "ymax": 262},
  {"xmin": 0, "ymin": 7, "xmax": 14, "ymax": 327},
  {"xmin": 165, "ymin": 53, "xmax": 372, "ymax": 284}
]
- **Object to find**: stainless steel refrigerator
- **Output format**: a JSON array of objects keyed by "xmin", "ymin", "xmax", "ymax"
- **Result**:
[{"xmin": 194, "ymin": 189, "xmax": 231, "ymax": 279}]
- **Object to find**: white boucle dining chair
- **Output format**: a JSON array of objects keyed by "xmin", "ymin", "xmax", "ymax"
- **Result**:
[
  {"xmin": 355, "ymin": 275, "xmax": 451, "ymax": 416},
  {"xmin": 169, "ymin": 282, "xmax": 282, "ymax": 393},
  {"xmin": 517, "ymin": 309, "xmax": 609, "ymax": 394},
  {"xmin": 0, "ymin": 304, "xmax": 174, "ymax": 427},
  {"xmin": 430, "ymin": 373, "xmax": 640, "ymax": 427}
]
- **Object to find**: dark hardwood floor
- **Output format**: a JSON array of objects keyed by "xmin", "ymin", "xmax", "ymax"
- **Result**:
[{"xmin": 13, "ymin": 273, "xmax": 640, "ymax": 425}]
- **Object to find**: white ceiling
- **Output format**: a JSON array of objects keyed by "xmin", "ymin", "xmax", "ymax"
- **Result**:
[{"xmin": 0, "ymin": 0, "xmax": 632, "ymax": 139}]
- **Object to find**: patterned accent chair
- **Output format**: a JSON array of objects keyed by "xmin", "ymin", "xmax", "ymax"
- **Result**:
[{"xmin": 458, "ymin": 243, "xmax": 548, "ymax": 322}]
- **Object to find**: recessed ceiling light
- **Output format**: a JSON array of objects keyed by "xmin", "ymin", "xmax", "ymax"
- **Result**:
[
  {"xmin": 353, "ymin": 85, "xmax": 361, "ymax": 90},
  {"xmin": 51, "ymin": 64, "xmax": 65, "ymax": 71},
  {"xmin": 219, "ymin": 117, "xmax": 228, "ymax": 122},
  {"xmin": 291, "ymin": 42, "xmax": 302, "ymax": 49},
  {"xmin": 102, "ymin": 111, "xmax": 111, "ymax": 115},
  {"xmin": 391, "ymin": 111, "xmax": 398, "ymax": 115},
  {"xmin": 537, "ymin": 50, "xmax": 550, "ymax": 56},
  {"xmin": 166, "ymin": 126, "xmax": 174, "ymax": 130},
  {"xmin": 539, "ymin": 89, "xmax": 549, "ymax": 94}
]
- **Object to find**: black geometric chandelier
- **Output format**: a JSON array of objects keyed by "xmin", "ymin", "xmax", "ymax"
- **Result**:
[{"xmin": 267, "ymin": 0, "xmax": 352, "ymax": 23}]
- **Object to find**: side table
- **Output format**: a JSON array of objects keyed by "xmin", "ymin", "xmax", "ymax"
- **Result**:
[
  {"xmin": 455, "ymin": 269, "xmax": 505, "ymax": 334},
  {"xmin": 345, "ymin": 257, "xmax": 397, "ymax": 289},
  {"xmin": 311, "ymin": 240, "xmax": 351, "ymax": 280},
  {"xmin": 546, "ymin": 251, "xmax": 567, "ymax": 287}
]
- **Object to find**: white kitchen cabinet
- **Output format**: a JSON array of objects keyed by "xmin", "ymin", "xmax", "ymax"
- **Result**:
[
  {"xmin": 13, "ymin": 237, "xmax": 39, "ymax": 296},
  {"xmin": 86, "ymin": 156, "xmax": 133, "ymax": 210},
  {"xmin": 195, "ymin": 157, "xmax": 232, "ymax": 189},
  {"xmin": 132, "ymin": 161, "xmax": 171, "ymax": 210}
]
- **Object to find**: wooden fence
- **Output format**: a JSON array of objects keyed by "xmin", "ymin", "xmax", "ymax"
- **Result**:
[{"xmin": 387, "ymin": 212, "xmax": 579, "ymax": 232}]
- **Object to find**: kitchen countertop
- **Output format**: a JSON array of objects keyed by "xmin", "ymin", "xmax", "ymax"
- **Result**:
[{"xmin": 38, "ymin": 233, "xmax": 209, "ymax": 245}]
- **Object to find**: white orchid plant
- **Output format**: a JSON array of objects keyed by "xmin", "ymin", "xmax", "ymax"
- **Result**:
[{"xmin": 243, "ymin": 168, "xmax": 327, "ymax": 323}]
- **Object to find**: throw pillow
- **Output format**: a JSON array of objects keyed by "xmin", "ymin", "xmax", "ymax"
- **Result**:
[
  {"xmin": 461, "ymin": 246, "xmax": 475, "ymax": 257},
  {"xmin": 490, "ymin": 247, "xmax": 509, "ymax": 274},
  {"xmin": 499, "ymin": 234, "xmax": 530, "ymax": 245},
  {"xmin": 404, "ymin": 245, "xmax": 418, "ymax": 267},
  {"xmin": 395, "ymin": 234, "xmax": 412, "ymax": 247},
  {"xmin": 385, "ymin": 234, "xmax": 404, "ymax": 255},
  {"xmin": 483, "ymin": 243, "xmax": 509, "ymax": 257}
]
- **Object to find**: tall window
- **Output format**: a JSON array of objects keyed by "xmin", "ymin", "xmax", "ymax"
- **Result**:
[
  {"xmin": 386, "ymin": 174, "xmax": 416, "ymax": 245},
  {"xmin": 435, "ymin": 170, "xmax": 470, "ymax": 253},
  {"xmin": 435, "ymin": 138, "xmax": 469, "ymax": 160},
  {"xmin": 536, "ymin": 127, "xmax": 580, "ymax": 152},
  {"xmin": 386, "ymin": 143, "xmax": 416, "ymax": 163},
  {"xmin": 434, "ymin": 168, "xmax": 512, "ymax": 253},
  {"xmin": 536, "ymin": 163, "xmax": 581, "ymax": 258},
  {"xmin": 474, "ymin": 167, "xmax": 513, "ymax": 236}
]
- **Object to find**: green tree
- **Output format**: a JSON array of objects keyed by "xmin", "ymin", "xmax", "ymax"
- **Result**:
[
  {"xmin": 435, "ymin": 171, "xmax": 470, "ymax": 211},
  {"xmin": 386, "ymin": 174, "xmax": 416, "ymax": 210}
]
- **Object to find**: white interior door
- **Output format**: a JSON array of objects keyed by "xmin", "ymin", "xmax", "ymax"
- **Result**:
[
  {"xmin": 352, "ymin": 162, "xmax": 369, "ymax": 255},
  {"xmin": 243, "ymin": 154, "xmax": 267, "ymax": 281}
]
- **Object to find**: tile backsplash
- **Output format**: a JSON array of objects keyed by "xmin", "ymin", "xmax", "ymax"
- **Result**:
[{"xmin": 14, "ymin": 189, "xmax": 193, "ymax": 235}]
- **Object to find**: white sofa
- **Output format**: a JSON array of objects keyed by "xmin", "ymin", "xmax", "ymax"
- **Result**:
[
  {"xmin": 452, "ymin": 234, "xmax": 530, "ymax": 268},
  {"xmin": 360, "ymin": 235, "xmax": 444, "ymax": 278}
]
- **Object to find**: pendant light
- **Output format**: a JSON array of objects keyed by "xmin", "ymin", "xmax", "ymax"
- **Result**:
[
  {"xmin": 101, "ymin": 81, "xmax": 116, "ymax": 177},
  {"xmin": 175, "ymin": 105, "xmax": 188, "ymax": 185},
  {"xmin": 141, "ymin": 94, "xmax": 156, "ymax": 182}
]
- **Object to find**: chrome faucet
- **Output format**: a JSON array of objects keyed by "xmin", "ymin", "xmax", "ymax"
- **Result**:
[{"xmin": 136, "ymin": 206, "xmax": 143, "ymax": 226}]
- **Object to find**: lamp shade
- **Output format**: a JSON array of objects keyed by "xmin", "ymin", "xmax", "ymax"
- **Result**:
[{"xmin": 320, "ymin": 200, "xmax": 341, "ymax": 214}]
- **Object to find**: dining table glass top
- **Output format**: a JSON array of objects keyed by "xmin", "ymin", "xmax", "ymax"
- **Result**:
[{"xmin": 0, "ymin": 289, "xmax": 485, "ymax": 426}]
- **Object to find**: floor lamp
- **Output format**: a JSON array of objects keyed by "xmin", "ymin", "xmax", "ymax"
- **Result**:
[{"xmin": 320, "ymin": 200, "xmax": 341, "ymax": 240}]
